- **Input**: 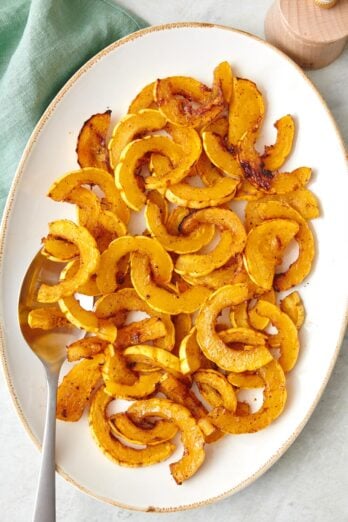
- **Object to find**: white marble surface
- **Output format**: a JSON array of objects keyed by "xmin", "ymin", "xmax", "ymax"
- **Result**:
[{"xmin": 0, "ymin": 1, "xmax": 347, "ymax": 521}]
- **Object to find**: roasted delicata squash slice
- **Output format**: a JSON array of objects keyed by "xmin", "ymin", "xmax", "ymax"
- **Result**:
[
  {"xmin": 57, "ymin": 354, "xmax": 104, "ymax": 421},
  {"xmin": 245, "ymin": 200, "xmax": 315, "ymax": 290},
  {"xmin": 102, "ymin": 348, "xmax": 137, "ymax": 386},
  {"xmin": 89, "ymin": 387, "xmax": 175, "ymax": 467},
  {"xmin": 109, "ymin": 413, "xmax": 178, "ymax": 446},
  {"xmin": 146, "ymin": 124, "xmax": 202, "ymax": 190},
  {"xmin": 41, "ymin": 236, "xmax": 79, "ymax": 262},
  {"xmin": 209, "ymin": 360, "xmax": 286, "ymax": 433},
  {"xmin": 228, "ymin": 77, "xmax": 265, "ymax": 146},
  {"xmin": 96, "ymin": 235, "xmax": 173, "ymax": 294},
  {"xmin": 165, "ymin": 172, "xmax": 238, "ymax": 209},
  {"xmin": 115, "ymin": 317, "xmax": 167, "ymax": 348},
  {"xmin": 108, "ymin": 109, "xmax": 167, "ymax": 168},
  {"xmin": 218, "ymin": 327, "xmax": 267, "ymax": 346},
  {"xmin": 61, "ymin": 260, "xmax": 100, "ymax": 297},
  {"xmin": 28, "ymin": 307, "xmax": 71, "ymax": 330},
  {"xmin": 248, "ymin": 289, "xmax": 276, "ymax": 330},
  {"xmin": 261, "ymin": 114, "xmax": 295, "ymax": 171},
  {"xmin": 128, "ymin": 398, "xmax": 206, "ymax": 483},
  {"xmin": 94, "ymin": 288, "xmax": 175, "ymax": 350},
  {"xmin": 213, "ymin": 61, "xmax": 234, "ymax": 104},
  {"xmin": 256, "ymin": 190, "xmax": 320, "ymax": 220},
  {"xmin": 243, "ymin": 219, "xmax": 300, "ymax": 290},
  {"xmin": 154, "ymin": 68, "xmax": 225, "ymax": 129},
  {"xmin": 58, "ymin": 295, "xmax": 116, "ymax": 342},
  {"xmin": 131, "ymin": 253, "xmax": 211, "ymax": 315},
  {"xmin": 76, "ymin": 110, "xmax": 111, "ymax": 171},
  {"xmin": 230, "ymin": 301, "xmax": 250, "ymax": 328},
  {"xmin": 128, "ymin": 82, "xmax": 156, "ymax": 113},
  {"xmin": 173, "ymin": 313, "xmax": 192, "ymax": 354},
  {"xmin": 145, "ymin": 198, "xmax": 215, "ymax": 253},
  {"xmin": 179, "ymin": 327, "xmax": 202, "ymax": 374},
  {"xmin": 202, "ymin": 130, "xmax": 244, "ymax": 179},
  {"xmin": 105, "ymin": 370, "xmax": 163, "ymax": 400},
  {"xmin": 280, "ymin": 291, "xmax": 305, "ymax": 329},
  {"xmin": 37, "ymin": 220, "xmax": 100, "ymax": 303},
  {"xmin": 255, "ymin": 300, "xmax": 299, "ymax": 372},
  {"xmin": 227, "ymin": 372, "xmax": 264, "ymax": 389},
  {"xmin": 48, "ymin": 167, "xmax": 129, "ymax": 224},
  {"xmin": 196, "ymin": 284, "xmax": 273, "ymax": 372},
  {"xmin": 124, "ymin": 345, "xmax": 182, "ymax": 379},
  {"xmin": 66, "ymin": 337, "xmax": 109, "ymax": 362},
  {"xmin": 159, "ymin": 374, "xmax": 221, "ymax": 443},
  {"xmin": 238, "ymin": 131, "xmax": 311, "ymax": 194},
  {"xmin": 175, "ymin": 208, "xmax": 246, "ymax": 277},
  {"xmin": 194, "ymin": 370, "xmax": 237, "ymax": 412},
  {"xmin": 115, "ymin": 135, "xmax": 182, "ymax": 211},
  {"xmin": 181, "ymin": 255, "xmax": 246, "ymax": 290}
]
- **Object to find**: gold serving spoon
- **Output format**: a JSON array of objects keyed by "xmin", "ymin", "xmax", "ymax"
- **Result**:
[{"xmin": 18, "ymin": 251, "xmax": 82, "ymax": 522}]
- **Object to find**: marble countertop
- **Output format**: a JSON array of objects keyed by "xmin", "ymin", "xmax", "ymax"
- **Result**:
[{"xmin": 0, "ymin": 1, "xmax": 347, "ymax": 521}]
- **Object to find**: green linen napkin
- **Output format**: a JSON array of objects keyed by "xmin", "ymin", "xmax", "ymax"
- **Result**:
[{"xmin": 0, "ymin": 0, "xmax": 146, "ymax": 217}]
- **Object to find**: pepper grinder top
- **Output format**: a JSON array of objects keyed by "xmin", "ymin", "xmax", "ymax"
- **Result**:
[{"xmin": 265, "ymin": 0, "xmax": 348, "ymax": 69}]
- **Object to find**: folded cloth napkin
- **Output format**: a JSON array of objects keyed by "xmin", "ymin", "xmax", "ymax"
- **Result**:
[{"xmin": 0, "ymin": 0, "xmax": 146, "ymax": 217}]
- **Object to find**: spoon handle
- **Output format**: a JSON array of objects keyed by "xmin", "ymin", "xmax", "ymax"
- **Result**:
[{"xmin": 33, "ymin": 369, "xmax": 59, "ymax": 522}]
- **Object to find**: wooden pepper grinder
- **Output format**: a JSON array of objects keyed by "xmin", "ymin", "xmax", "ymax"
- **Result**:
[{"xmin": 265, "ymin": 0, "xmax": 348, "ymax": 69}]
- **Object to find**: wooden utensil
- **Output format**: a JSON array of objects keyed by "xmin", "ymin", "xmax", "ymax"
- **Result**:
[{"xmin": 265, "ymin": 0, "xmax": 348, "ymax": 69}]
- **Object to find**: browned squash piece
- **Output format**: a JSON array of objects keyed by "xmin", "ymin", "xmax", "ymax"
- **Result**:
[{"xmin": 76, "ymin": 110, "xmax": 111, "ymax": 171}]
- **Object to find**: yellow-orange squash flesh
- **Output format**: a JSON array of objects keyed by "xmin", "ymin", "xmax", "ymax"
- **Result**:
[
  {"xmin": 37, "ymin": 220, "xmax": 100, "ymax": 303},
  {"xmin": 66, "ymin": 337, "xmax": 109, "ymax": 362},
  {"xmin": 256, "ymin": 190, "xmax": 320, "ymax": 220},
  {"xmin": 228, "ymin": 77, "xmax": 265, "ymax": 146},
  {"xmin": 57, "ymin": 355, "xmax": 104, "ymax": 421},
  {"xmin": 179, "ymin": 327, "xmax": 202, "ymax": 374},
  {"xmin": 202, "ymin": 131, "xmax": 243, "ymax": 179},
  {"xmin": 245, "ymin": 200, "xmax": 315, "ymax": 291},
  {"xmin": 154, "ymin": 75, "xmax": 224, "ymax": 129},
  {"xmin": 128, "ymin": 82, "xmax": 156, "ymax": 113},
  {"xmin": 166, "ymin": 177, "xmax": 238, "ymax": 209},
  {"xmin": 109, "ymin": 413, "xmax": 178, "ymax": 446},
  {"xmin": 209, "ymin": 360, "xmax": 286, "ymax": 433},
  {"xmin": 255, "ymin": 300, "xmax": 299, "ymax": 372},
  {"xmin": 108, "ymin": 109, "xmax": 166, "ymax": 169},
  {"xmin": 89, "ymin": 387, "xmax": 175, "ymax": 467},
  {"xmin": 124, "ymin": 345, "xmax": 182, "ymax": 379},
  {"xmin": 194, "ymin": 370, "xmax": 237, "ymax": 412},
  {"xmin": 47, "ymin": 167, "xmax": 129, "ymax": 224},
  {"xmin": 28, "ymin": 307, "xmax": 71, "ymax": 330},
  {"xmin": 243, "ymin": 219, "xmax": 299, "ymax": 290},
  {"xmin": 213, "ymin": 61, "xmax": 234, "ymax": 104},
  {"xmin": 227, "ymin": 372, "xmax": 264, "ymax": 389},
  {"xmin": 96, "ymin": 235, "xmax": 173, "ymax": 294},
  {"xmin": 196, "ymin": 284, "xmax": 273, "ymax": 372},
  {"xmin": 128, "ymin": 398, "xmax": 206, "ymax": 484},
  {"xmin": 131, "ymin": 253, "xmax": 210, "ymax": 315},
  {"xmin": 115, "ymin": 135, "xmax": 182, "ymax": 211},
  {"xmin": 280, "ymin": 291, "xmax": 305, "ymax": 329},
  {"xmin": 105, "ymin": 371, "xmax": 163, "ymax": 400},
  {"xmin": 175, "ymin": 208, "xmax": 247, "ymax": 277},
  {"xmin": 145, "ymin": 199, "xmax": 215, "ymax": 253},
  {"xmin": 94, "ymin": 288, "xmax": 175, "ymax": 351},
  {"xmin": 261, "ymin": 114, "xmax": 295, "ymax": 171},
  {"xmin": 145, "ymin": 125, "xmax": 202, "ymax": 190},
  {"xmin": 76, "ymin": 110, "xmax": 111, "ymax": 171}
]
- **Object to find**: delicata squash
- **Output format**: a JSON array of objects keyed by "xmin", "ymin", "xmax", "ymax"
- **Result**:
[
  {"xmin": 37, "ymin": 220, "xmax": 100, "ymax": 303},
  {"xmin": 196, "ymin": 284, "xmax": 273, "ymax": 372},
  {"xmin": 89, "ymin": 387, "xmax": 176, "ymax": 467},
  {"xmin": 128, "ymin": 398, "xmax": 206, "ymax": 484},
  {"xmin": 175, "ymin": 208, "xmax": 247, "ymax": 277},
  {"xmin": 28, "ymin": 61, "xmax": 319, "ymax": 484}
]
